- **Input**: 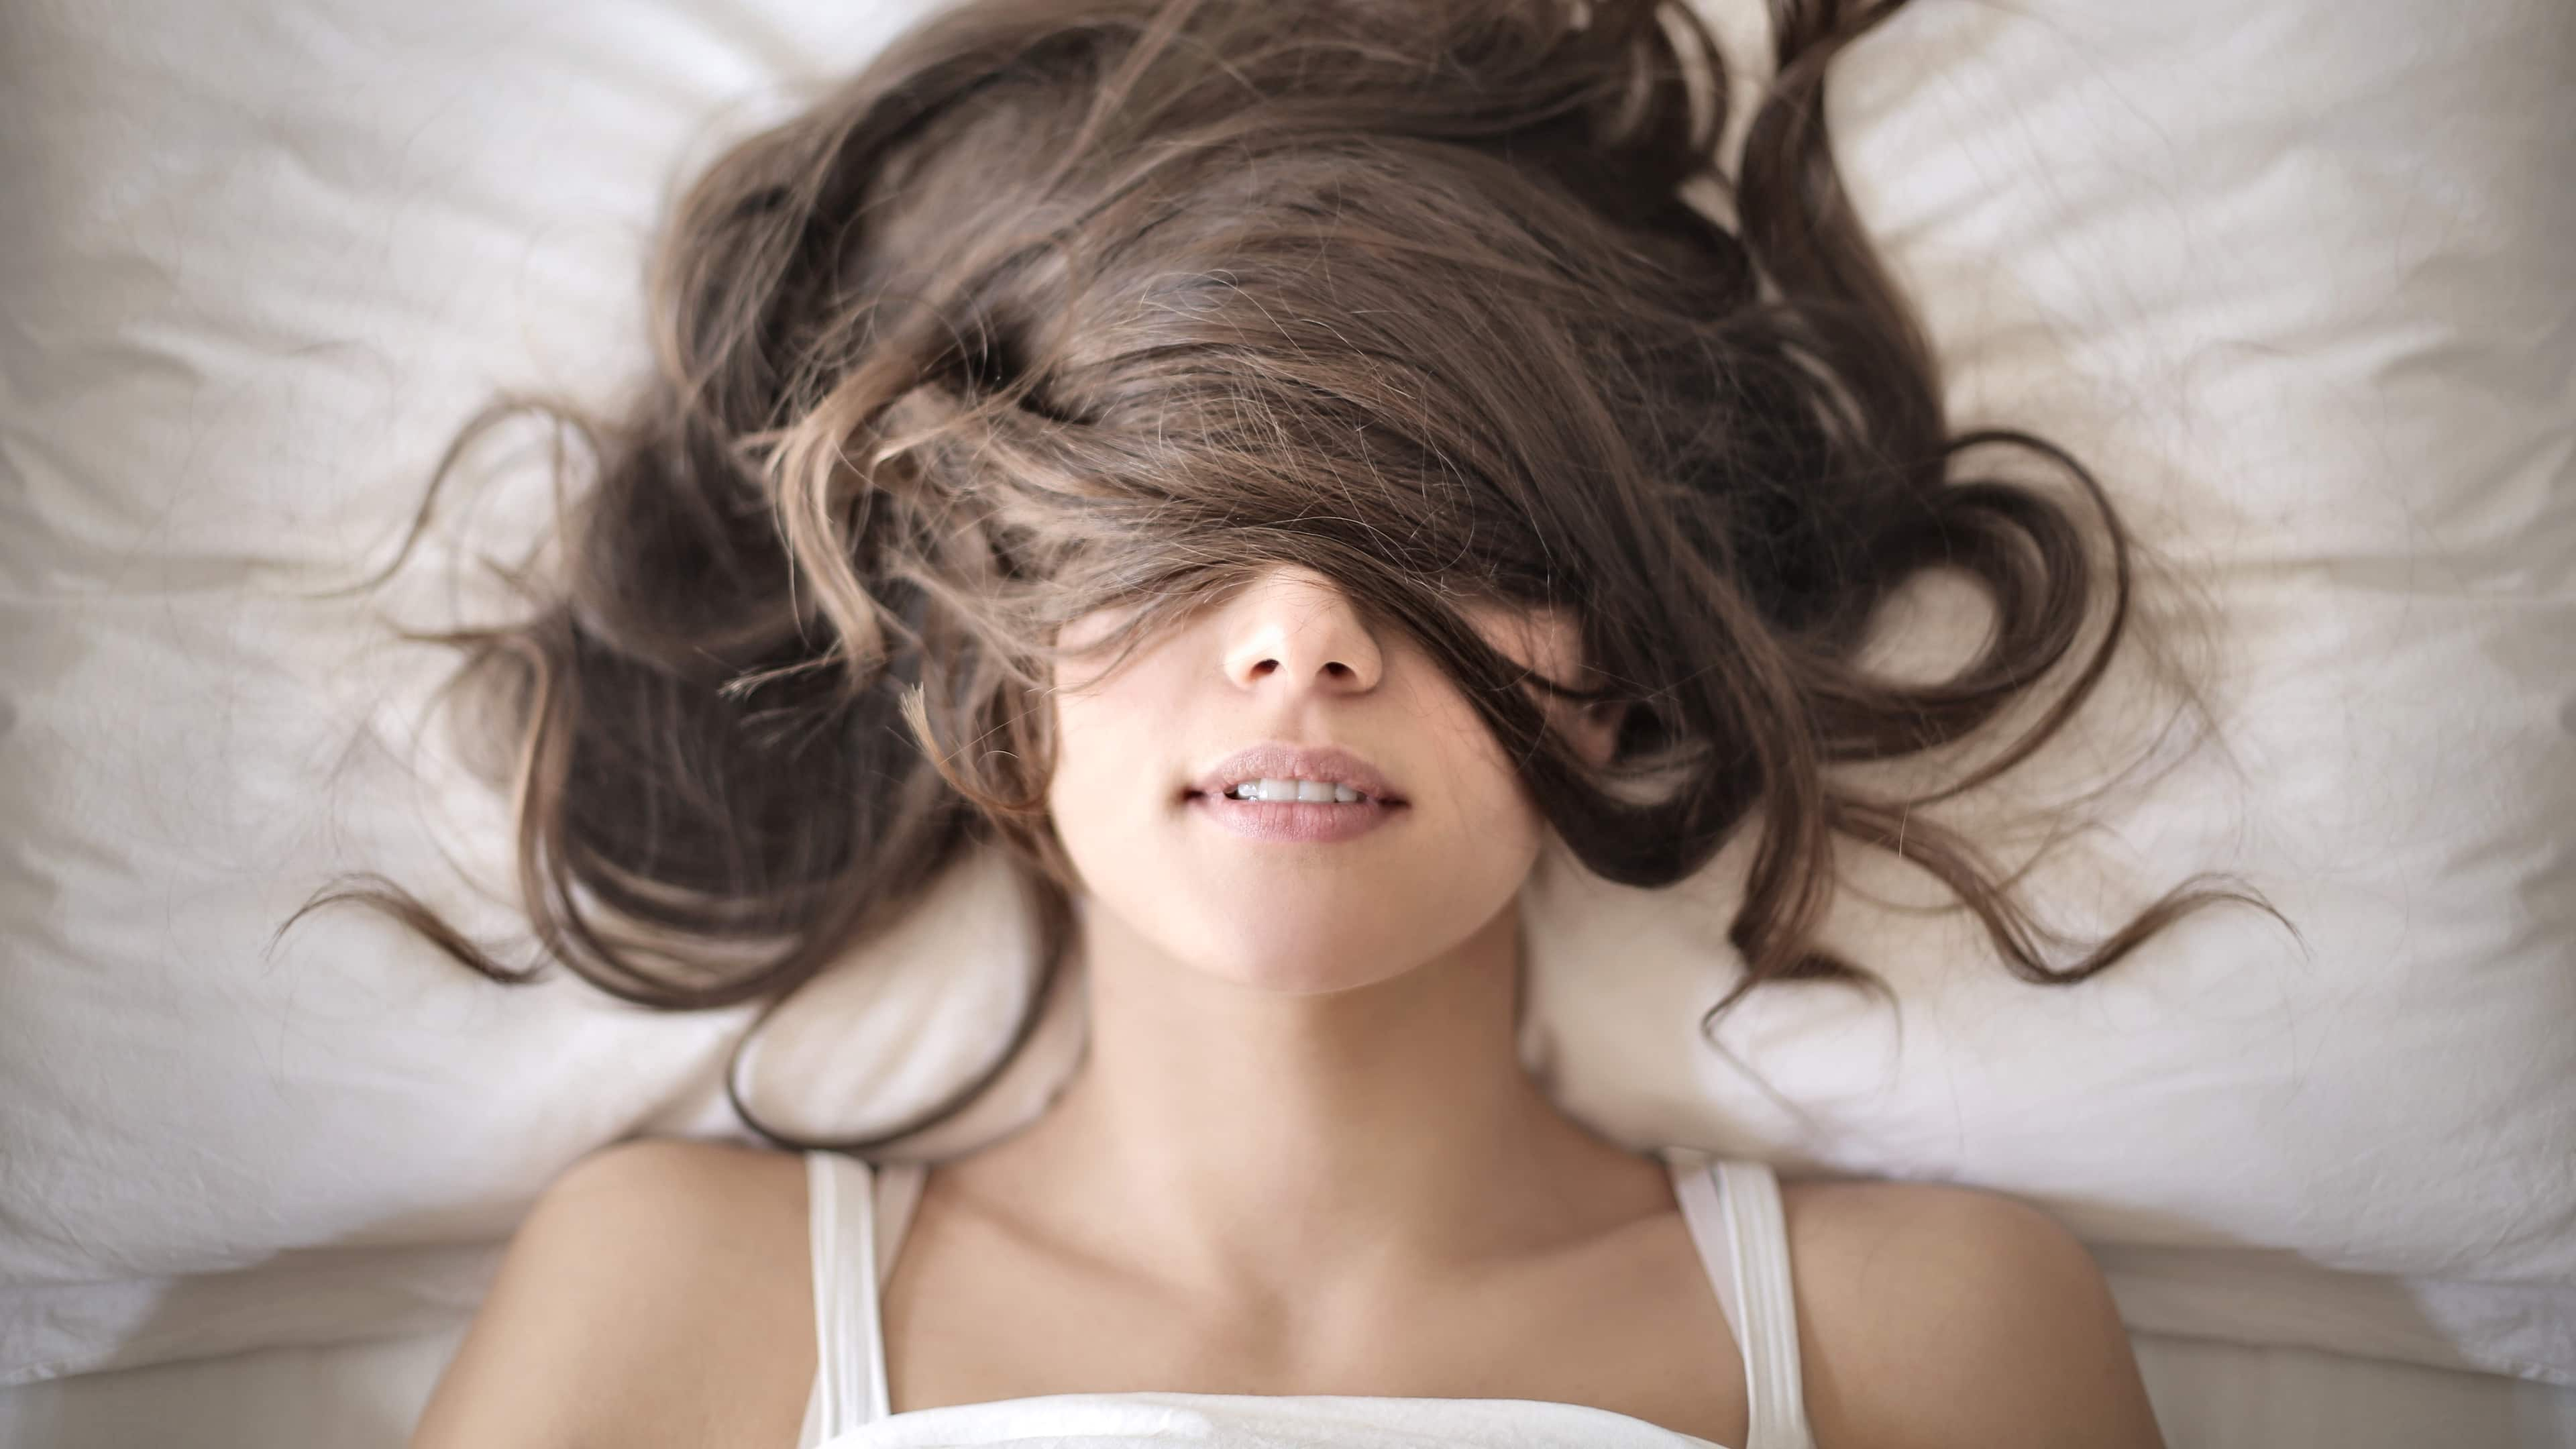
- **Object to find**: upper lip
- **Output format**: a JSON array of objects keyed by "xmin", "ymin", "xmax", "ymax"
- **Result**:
[{"xmin": 1187, "ymin": 743, "xmax": 1405, "ymax": 804}]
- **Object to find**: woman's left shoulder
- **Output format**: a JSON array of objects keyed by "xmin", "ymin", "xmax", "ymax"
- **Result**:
[{"xmin": 1776, "ymin": 1176, "xmax": 2168, "ymax": 1449}]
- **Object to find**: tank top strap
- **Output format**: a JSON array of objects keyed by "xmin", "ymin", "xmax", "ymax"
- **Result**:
[
  {"xmin": 802, "ymin": 1152, "xmax": 931, "ymax": 1438},
  {"xmin": 1665, "ymin": 1151, "xmax": 1816, "ymax": 1449}
]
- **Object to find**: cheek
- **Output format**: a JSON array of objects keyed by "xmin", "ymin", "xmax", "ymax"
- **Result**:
[
  {"xmin": 1409, "ymin": 686, "xmax": 1549, "ymax": 867},
  {"xmin": 1044, "ymin": 686, "xmax": 1153, "ymax": 884}
]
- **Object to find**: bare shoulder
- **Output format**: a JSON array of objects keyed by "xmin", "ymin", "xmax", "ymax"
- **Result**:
[
  {"xmin": 1777, "ymin": 1176, "xmax": 2166, "ymax": 1449},
  {"xmin": 409, "ymin": 1138, "xmax": 816, "ymax": 1449}
]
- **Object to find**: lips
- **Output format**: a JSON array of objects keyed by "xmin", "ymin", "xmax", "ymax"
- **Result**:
[
  {"xmin": 1183, "ymin": 743, "xmax": 1405, "ymax": 804},
  {"xmin": 1189, "ymin": 790, "xmax": 1399, "ymax": 843},
  {"xmin": 1180, "ymin": 742, "xmax": 1408, "ymax": 845}
]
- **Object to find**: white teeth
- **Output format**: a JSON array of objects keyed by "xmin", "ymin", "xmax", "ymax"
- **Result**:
[{"xmin": 1226, "ymin": 777, "xmax": 1371, "ymax": 803}]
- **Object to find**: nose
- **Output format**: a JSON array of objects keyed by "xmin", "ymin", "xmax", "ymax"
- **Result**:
[{"xmin": 1219, "ymin": 566, "xmax": 1385, "ymax": 696}]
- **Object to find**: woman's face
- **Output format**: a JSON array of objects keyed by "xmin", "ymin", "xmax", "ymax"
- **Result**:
[{"xmin": 1046, "ymin": 564, "xmax": 1617, "ymax": 994}]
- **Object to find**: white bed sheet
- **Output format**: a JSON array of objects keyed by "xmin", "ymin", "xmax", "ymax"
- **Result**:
[{"xmin": 1, "ymin": 1324, "xmax": 2571, "ymax": 1449}]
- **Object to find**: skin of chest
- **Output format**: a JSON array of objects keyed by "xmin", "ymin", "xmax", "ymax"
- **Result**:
[{"xmin": 868, "ymin": 1169, "xmax": 1754, "ymax": 1446}]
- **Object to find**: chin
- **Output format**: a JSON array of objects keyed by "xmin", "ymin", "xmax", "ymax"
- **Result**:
[{"xmin": 1178, "ymin": 914, "xmax": 1455, "ymax": 996}]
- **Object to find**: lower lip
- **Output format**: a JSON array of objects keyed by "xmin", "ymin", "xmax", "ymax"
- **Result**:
[{"xmin": 1185, "ymin": 791, "xmax": 1404, "ymax": 843}]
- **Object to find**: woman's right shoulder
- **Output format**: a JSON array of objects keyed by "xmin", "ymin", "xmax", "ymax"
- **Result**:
[
  {"xmin": 408, "ymin": 1138, "xmax": 820, "ymax": 1449},
  {"xmin": 537, "ymin": 1136, "xmax": 814, "ymax": 1231}
]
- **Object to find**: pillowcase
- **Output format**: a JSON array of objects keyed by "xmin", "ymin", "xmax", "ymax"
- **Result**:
[{"xmin": 2, "ymin": 0, "xmax": 2567, "ymax": 1390}]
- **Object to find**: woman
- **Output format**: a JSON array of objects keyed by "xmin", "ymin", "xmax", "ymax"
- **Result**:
[{"xmin": 337, "ymin": 0, "xmax": 2241, "ymax": 1441}]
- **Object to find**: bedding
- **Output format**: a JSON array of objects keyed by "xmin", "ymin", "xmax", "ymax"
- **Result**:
[
  {"xmin": 1, "ymin": 0, "xmax": 2569, "ymax": 1414},
  {"xmin": 4, "ymin": 1324, "xmax": 2573, "ymax": 1449}
]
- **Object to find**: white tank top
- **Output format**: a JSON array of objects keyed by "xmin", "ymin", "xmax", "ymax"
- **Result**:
[{"xmin": 794, "ymin": 1146, "xmax": 1816, "ymax": 1448}]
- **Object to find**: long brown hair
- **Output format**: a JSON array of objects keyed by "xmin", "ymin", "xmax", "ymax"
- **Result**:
[{"xmin": 286, "ymin": 0, "xmax": 2271, "ymax": 1152}]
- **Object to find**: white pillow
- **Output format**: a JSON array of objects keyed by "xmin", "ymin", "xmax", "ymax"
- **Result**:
[{"xmin": 1, "ymin": 0, "xmax": 2568, "ymax": 1392}]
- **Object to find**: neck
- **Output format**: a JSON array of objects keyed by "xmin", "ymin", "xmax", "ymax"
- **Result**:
[{"xmin": 964, "ymin": 894, "xmax": 1664, "ymax": 1315}]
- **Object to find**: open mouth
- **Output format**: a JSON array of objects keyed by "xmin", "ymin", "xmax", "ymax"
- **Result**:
[
  {"xmin": 1181, "ymin": 784, "xmax": 1406, "ymax": 843},
  {"xmin": 1196, "ymin": 777, "xmax": 1392, "ymax": 806}
]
